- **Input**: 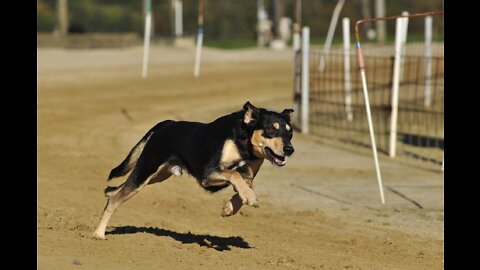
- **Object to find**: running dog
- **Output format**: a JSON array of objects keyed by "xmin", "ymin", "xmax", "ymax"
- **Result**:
[{"xmin": 93, "ymin": 102, "xmax": 294, "ymax": 239}]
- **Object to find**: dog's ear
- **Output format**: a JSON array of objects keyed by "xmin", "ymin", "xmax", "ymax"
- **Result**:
[
  {"xmin": 281, "ymin": 109, "xmax": 294, "ymax": 122},
  {"xmin": 243, "ymin": 101, "xmax": 260, "ymax": 126}
]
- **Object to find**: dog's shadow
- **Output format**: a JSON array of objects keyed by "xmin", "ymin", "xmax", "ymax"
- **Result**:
[{"xmin": 107, "ymin": 226, "xmax": 252, "ymax": 251}]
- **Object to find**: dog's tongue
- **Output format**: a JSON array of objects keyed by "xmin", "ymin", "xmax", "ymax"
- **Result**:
[{"xmin": 273, "ymin": 156, "xmax": 286, "ymax": 166}]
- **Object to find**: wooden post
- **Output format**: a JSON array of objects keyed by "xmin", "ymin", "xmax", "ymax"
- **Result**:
[{"xmin": 57, "ymin": 0, "xmax": 69, "ymax": 36}]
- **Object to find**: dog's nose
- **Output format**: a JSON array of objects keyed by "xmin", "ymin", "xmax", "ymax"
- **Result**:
[{"xmin": 283, "ymin": 145, "xmax": 294, "ymax": 156}]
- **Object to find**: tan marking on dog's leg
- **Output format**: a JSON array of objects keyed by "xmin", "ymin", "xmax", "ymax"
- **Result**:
[
  {"xmin": 221, "ymin": 193, "xmax": 243, "ymax": 217},
  {"xmin": 104, "ymin": 183, "xmax": 125, "ymax": 198},
  {"xmin": 93, "ymin": 171, "xmax": 155, "ymax": 239},
  {"xmin": 202, "ymin": 179, "xmax": 229, "ymax": 187},
  {"xmin": 148, "ymin": 163, "xmax": 173, "ymax": 185},
  {"xmin": 209, "ymin": 171, "xmax": 258, "ymax": 207}
]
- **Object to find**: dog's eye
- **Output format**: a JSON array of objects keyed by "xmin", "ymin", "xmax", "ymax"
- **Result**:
[{"xmin": 267, "ymin": 127, "xmax": 276, "ymax": 134}]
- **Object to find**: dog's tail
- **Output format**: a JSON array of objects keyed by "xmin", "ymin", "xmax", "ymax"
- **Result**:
[{"xmin": 107, "ymin": 130, "xmax": 154, "ymax": 181}]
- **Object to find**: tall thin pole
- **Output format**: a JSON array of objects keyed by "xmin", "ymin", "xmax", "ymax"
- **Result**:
[
  {"xmin": 301, "ymin": 27, "xmax": 310, "ymax": 134},
  {"xmin": 57, "ymin": 0, "xmax": 69, "ymax": 36},
  {"xmin": 389, "ymin": 17, "xmax": 407, "ymax": 158},
  {"xmin": 356, "ymin": 42, "xmax": 385, "ymax": 204},
  {"xmin": 193, "ymin": 0, "xmax": 204, "ymax": 78},
  {"xmin": 424, "ymin": 16, "xmax": 433, "ymax": 107},
  {"xmin": 343, "ymin": 17, "xmax": 353, "ymax": 121},
  {"xmin": 257, "ymin": 0, "xmax": 265, "ymax": 47},
  {"xmin": 292, "ymin": 0, "xmax": 302, "ymax": 125},
  {"xmin": 175, "ymin": 0, "xmax": 183, "ymax": 37},
  {"xmin": 142, "ymin": 0, "xmax": 152, "ymax": 78}
]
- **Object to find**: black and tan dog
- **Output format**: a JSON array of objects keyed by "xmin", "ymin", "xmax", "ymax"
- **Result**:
[{"xmin": 93, "ymin": 102, "xmax": 294, "ymax": 239}]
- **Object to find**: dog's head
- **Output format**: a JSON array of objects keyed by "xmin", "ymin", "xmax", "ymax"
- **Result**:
[{"xmin": 242, "ymin": 101, "xmax": 294, "ymax": 167}]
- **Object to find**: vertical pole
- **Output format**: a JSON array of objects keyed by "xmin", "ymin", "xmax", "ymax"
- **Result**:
[
  {"xmin": 193, "ymin": 0, "xmax": 204, "ymax": 78},
  {"xmin": 357, "ymin": 41, "xmax": 385, "ymax": 204},
  {"xmin": 343, "ymin": 17, "xmax": 352, "ymax": 121},
  {"xmin": 319, "ymin": 0, "xmax": 346, "ymax": 72},
  {"xmin": 424, "ymin": 16, "xmax": 432, "ymax": 107},
  {"xmin": 360, "ymin": 69, "xmax": 385, "ymax": 204},
  {"xmin": 389, "ymin": 18, "xmax": 406, "ymax": 158},
  {"xmin": 292, "ymin": 0, "xmax": 302, "ymax": 126},
  {"xmin": 57, "ymin": 0, "xmax": 69, "ymax": 36},
  {"xmin": 257, "ymin": 0, "xmax": 265, "ymax": 47},
  {"xmin": 356, "ymin": 41, "xmax": 386, "ymax": 204},
  {"xmin": 355, "ymin": 19, "xmax": 385, "ymax": 204},
  {"xmin": 170, "ymin": 0, "xmax": 175, "ymax": 37},
  {"xmin": 142, "ymin": 0, "xmax": 152, "ymax": 78},
  {"xmin": 175, "ymin": 0, "xmax": 183, "ymax": 37},
  {"xmin": 374, "ymin": 0, "xmax": 386, "ymax": 43},
  {"xmin": 399, "ymin": 11, "xmax": 409, "ymax": 81},
  {"xmin": 301, "ymin": 27, "xmax": 310, "ymax": 134}
]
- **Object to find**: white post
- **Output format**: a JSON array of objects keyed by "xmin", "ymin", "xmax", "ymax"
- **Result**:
[
  {"xmin": 57, "ymin": 0, "xmax": 69, "ymax": 36},
  {"xmin": 389, "ymin": 17, "xmax": 406, "ymax": 158},
  {"xmin": 142, "ymin": 0, "xmax": 152, "ymax": 78},
  {"xmin": 193, "ymin": 29, "xmax": 203, "ymax": 78},
  {"xmin": 319, "ymin": 0, "xmax": 346, "ymax": 72},
  {"xmin": 342, "ymin": 17, "xmax": 352, "ymax": 121},
  {"xmin": 356, "ymin": 40, "xmax": 385, "ymax": 204},
  {"xmin": 193, "ymin": 0, "xmax": 203, "ymax": 78},
  {"xmin": 359, "ymin": 68, "xmax": 386, "ymax": 204},
  {"xmin": 424, "ymin": 16, "xmax": 432, "ymax": 107},
  {"xmin": 174, "ymin": 0, "xmax": 183, "ymax": 37},
  {"xmin": 399, "ymin": 11, "xmax": 409, "ymax": 81},
  {"xmin": 257, "ymin": 0, "xmax": 266, "ymax": 47},
  {"xmin": 301, "ymin": 27, "xmax": 310, "ymax": 134},
  {"xmin": 292, "ymin": 25, "xmax": 301, "ymax": 125}
]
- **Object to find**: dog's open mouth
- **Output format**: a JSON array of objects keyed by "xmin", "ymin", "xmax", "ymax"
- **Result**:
[{"xmin": 265, "ymin": 147, "xmax": 286, "ymax": 167}]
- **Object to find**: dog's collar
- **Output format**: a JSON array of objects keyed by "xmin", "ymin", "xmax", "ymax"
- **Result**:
[{"xmin": 245, "ymin": 136, "xmax": 254, "ymax": 156}]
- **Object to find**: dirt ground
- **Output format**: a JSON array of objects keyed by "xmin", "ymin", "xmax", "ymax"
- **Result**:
[{"xmin": 37, "ymin": 45, "xmax": 444, "ymax": 269}]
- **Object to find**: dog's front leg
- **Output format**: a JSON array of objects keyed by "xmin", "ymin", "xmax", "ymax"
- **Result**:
[
  {"xmin": 221, "ymin": 193, "xmax": 243, "ymax": 217},
  {"xmin": 208, "ymin": 171, "xmax": 259, "ymax": 208}
]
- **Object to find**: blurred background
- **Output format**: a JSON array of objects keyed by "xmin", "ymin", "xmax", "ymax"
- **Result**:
[{"xmin": 37, "ymin": 0, "xmax": 443, "ymax": 48}]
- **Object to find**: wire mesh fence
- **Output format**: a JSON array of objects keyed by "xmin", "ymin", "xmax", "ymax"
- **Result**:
[{"xmin": 306, "ymin": 43, "xmax": 443, "ymax": 167}]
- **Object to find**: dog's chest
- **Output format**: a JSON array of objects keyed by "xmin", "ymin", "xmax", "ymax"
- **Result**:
[{"xmin": 219, "ymin": 139, "xmax": 246, "ymax": 171}]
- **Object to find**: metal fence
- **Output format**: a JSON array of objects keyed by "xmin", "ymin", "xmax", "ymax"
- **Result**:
[{"xmin": 305, "ymin": 44, "xmax": 444, "ymax": 167}]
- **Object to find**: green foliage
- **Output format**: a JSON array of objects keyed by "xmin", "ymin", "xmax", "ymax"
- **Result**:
[{"xmin": 37, "ymin": 0, "xmax": 56, "ymax": 32}]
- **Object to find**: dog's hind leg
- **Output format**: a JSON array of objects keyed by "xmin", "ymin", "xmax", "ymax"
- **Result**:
[
  {"xmin": 93, "ymin": 163, "xmax": 169, "ymax": 239},
  {"xmin": 93, "ymin": 172, "xmax": 147, "ymax": 239}
]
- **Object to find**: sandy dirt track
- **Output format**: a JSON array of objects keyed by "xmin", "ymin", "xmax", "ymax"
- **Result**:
[{"xmin": 37, "ymin": 46, "xmax": 443, "ymax": 269}]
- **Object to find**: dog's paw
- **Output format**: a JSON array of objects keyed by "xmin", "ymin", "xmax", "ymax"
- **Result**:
[
  {"xmin": 221, "ymin": 202, "xmax": 235, "ymax": 217},
  {"xmin": 92, "ymin": 232, "xmax": 106, "ymax": 240},
  {"xmin": 239, "ymin": 189, "xmax": 259, "ymax": 208}
]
